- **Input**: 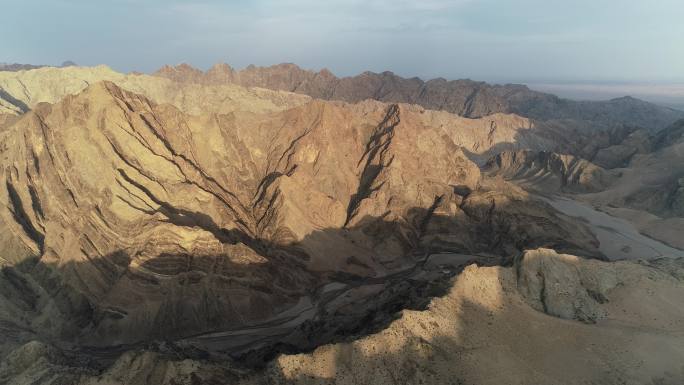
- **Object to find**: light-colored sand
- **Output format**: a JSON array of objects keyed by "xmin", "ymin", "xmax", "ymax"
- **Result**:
[
  {"xmin": 601, "ymin": 206, "xmax": 684, "ymax": 250},
  {"xmin": 541, "ymin": 195, "xmax": 684, "ymax": 260}
]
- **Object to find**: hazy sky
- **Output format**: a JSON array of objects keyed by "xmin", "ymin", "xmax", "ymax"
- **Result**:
[{"xmin": 4, "ymin": 0, "xmax": 683, "ymax": 82}]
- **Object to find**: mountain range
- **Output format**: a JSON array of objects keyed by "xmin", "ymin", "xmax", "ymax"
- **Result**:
[
  {"xmin": 155, "ymin": 63, "xmax": 684, "ymax": 129},
  {"xmin": 0, "ymin": 61, "xmax": 76, "ymax": 72},
  {"xmin": 0, "ymin": 63, "xmax": 683, "ymax": 385}
]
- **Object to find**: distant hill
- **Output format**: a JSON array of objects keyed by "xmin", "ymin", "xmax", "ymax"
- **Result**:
[
  {"xmin": 0, "ymin": 60, "xmax": 77, "ymax": 72},
  {"xmin": 154, "ymin": 62, "xmax": 684, "ymax": 131},
  {"xmin": 0, "ymin": 62, "xmax": 45, "ymax": 71}
]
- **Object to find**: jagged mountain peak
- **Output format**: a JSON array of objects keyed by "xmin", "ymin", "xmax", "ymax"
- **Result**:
[
  {"xmin": 207, "ymin": 62, "xmax": 235, "ymax": 72},
  {"xmin": 318, "ymin": 67, "xmax": 335, "ymax": 77}
]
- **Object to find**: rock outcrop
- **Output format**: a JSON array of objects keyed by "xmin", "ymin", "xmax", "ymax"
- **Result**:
[{"xmin": 516, "ymin": 248, "xmax": 617, "ymax": 322}]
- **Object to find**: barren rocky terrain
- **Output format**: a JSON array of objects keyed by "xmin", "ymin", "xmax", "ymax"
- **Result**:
[{"xmin": 0, "ymin": 64, "xmax": 683, "ymax": 384}]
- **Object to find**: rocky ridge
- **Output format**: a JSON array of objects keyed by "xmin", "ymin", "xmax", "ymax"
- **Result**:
[
  {"xmin": 3, "ymin": 65, "xmax": 678, "ymax": 167},
  {"xmin": 0, "ymin": 65, "xmax": 310, "ymax": 116},
  {"xmin": 154, "ymin": 63, "xmax": 684, "ymax": 129},
  {"xmin": 0, "ymin": 65, "xmax": 615, "ymax": 163},
  {"xmin": 152, "ymin": 63, "xmax": 684, "ymax": 171}
]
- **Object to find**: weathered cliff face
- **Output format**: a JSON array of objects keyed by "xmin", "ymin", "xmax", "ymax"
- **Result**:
[{"xmin": 154, "ymin": 63, "xmax": 684, "ymax": 130}]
